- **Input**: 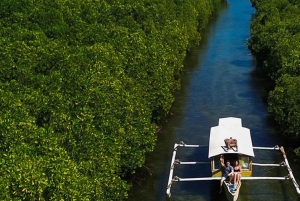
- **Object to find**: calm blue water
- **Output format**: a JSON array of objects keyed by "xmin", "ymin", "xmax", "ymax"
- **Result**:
[{"xmin": 128, "ymin": 0, "xmax": 300, "ymax": 200}]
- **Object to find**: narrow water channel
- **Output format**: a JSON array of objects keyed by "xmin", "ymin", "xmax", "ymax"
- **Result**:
[{"xmin": 128, "ymin": 0, "xmax": 300, "ymax": 201}]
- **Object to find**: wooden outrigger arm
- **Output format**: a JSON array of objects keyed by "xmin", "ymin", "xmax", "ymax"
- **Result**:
[
  {"xmin": 166, "ymin": 143, "xmax": 178, "ymax": 197},
  {"xmin": 166, "ymin": 144, "xmax": 300, "ymax": 197},
  {"xmin": 280, "ymin": 146, "xmax": 300, "ymax": 194},
  {"xmin": 252, "ymin": 162, "xmax": 286, "ymax": 167},
  {"xmin": 166, "ymin": 142, "xmax": 208, "ymax": 197},
  {"xmin": 172, "ymin": 176, "xmax": 290, "ymax": 182},
  {"xmin": 252, "ymin": 145, "xmax": 300, "ymax": 194},
  {"xmin": 253, "ymin": 145, "xmax": 300, "ymax": 194},
  {"xmin": 253, "ymin": 145, "xmax": 280, "ymax": 150},
  {"xmin": 174, "ymin": 159, "xmax": 210, "ymax": 165}
]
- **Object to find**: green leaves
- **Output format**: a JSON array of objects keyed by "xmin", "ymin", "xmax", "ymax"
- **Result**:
[
  {"xmin": 249, "ymin": 0, "xmax": 300, "ymax": 137},
  {"xmin": 268, "ymin": 75, "xmax": 300, "ymax": 136},
  {"xmin": 0, "ymin": 0, "xmax": 222, "ymax": 199}
]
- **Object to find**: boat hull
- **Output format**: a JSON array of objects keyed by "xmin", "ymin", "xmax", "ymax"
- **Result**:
[{"xmin": 223, "ymin": 181, "xmax": 241, "ymax": 201}]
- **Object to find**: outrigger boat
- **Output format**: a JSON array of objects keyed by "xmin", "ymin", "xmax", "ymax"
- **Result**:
[{"xmin": 166, "ymin": 117, "xmax": 300, "ymax": 201}]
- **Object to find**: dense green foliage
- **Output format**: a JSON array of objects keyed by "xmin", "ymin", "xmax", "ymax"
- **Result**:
[
  {"xmin": 0, "ymin": 0, "xmax": 222, "ymax": 200},
  {"xmin": 248, "ymin": 0, "xmax": 300, "ymax": 137}
]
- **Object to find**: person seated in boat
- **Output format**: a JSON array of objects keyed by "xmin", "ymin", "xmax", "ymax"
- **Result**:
[
  {"xmin": 233, "ymin": 160, "xmax": 242, "ymax": 190},
  {"xmin": 219, "ymin": 157, "xmax": 234, "ymax": 194}
]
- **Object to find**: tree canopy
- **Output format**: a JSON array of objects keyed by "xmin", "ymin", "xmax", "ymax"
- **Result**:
[
  {"xmin": 0, "ymin": 0, "xmax": 222, "ymax": 200},
  {"xmin": 248, "ymin": 0, "xmax": 300, "ymax": 138}
]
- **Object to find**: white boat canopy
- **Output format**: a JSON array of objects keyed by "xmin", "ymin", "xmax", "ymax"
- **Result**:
[{"xmin": 208, "ymin": 117, "xmax": 255, "ymax": 158}]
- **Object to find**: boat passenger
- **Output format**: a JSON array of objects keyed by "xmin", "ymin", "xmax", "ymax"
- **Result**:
[
  {"xmin": 219, "ymin": 158, "xmax": 234, "ymax": 194},
  {"xmin": 233, "ymin": 160, "xmax": 242, "ymax": 190}
]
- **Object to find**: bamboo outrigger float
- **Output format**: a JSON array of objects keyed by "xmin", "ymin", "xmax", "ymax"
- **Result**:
[{"xmin": 166, "ymin": 117, "xmax": 300, "ymax": 200}]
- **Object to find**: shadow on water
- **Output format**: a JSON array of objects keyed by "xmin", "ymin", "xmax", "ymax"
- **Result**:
[{"xmin": 127, "ymin": 0, "xmax": 300, "ymax": 200}]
